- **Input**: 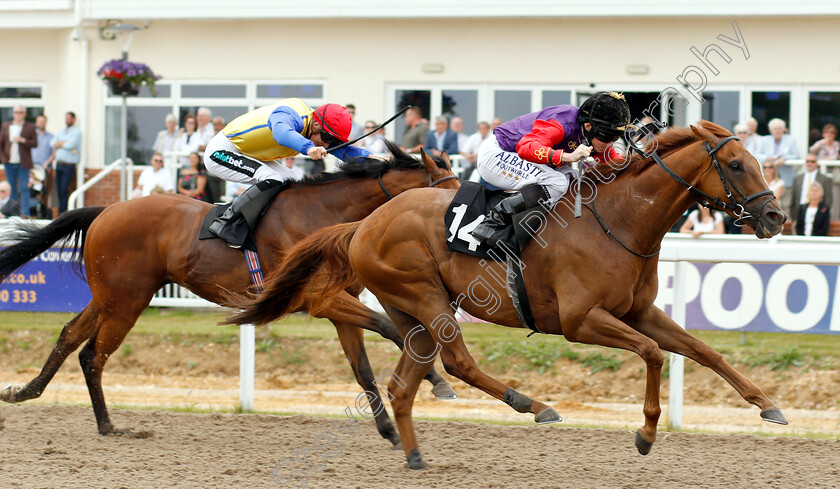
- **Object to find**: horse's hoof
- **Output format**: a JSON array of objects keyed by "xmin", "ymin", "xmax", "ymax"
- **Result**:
[
  {"xmin": 431, "ymin": 382, "xmax": 457, "ymax": 400},
  {"xmin": 535, "ymin": 406, "xmax": 562, "ymax": 424},
  {"xmin": 392, "ymin": 441, "xmax": 402, "ymax": 451},
  {"xmin": 635, "ymin": 431, "xmax": 654, "ymax": 455},
  {"xmin": 385, "ymin": 431, "xmax": 401, "ymax": 448},
  {"xmin": 406, "ymin": 448, "xmax": 429, "ymax": 470},
  {"xmin": 760, "ymin": 408, "xmax": 788, "ymax": 425},
  {"xmin": 0, "ymin": 384, "xmax": 19, "ymax": 403}
]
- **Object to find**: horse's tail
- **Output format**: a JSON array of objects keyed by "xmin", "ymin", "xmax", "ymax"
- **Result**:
[
  {"xmin": 0, "ymin": 207, "xmax": 106, "ymax": 280},
  {"xmin": 227, "ymin": 221, "xmax": 362, "ymax": 326}
]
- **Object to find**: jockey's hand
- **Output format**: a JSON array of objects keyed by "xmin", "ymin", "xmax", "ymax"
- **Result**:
[
  {"xmin": 307, "ymin": 146, "xmax": 328, "ymax": 160},
  {"xmin": 564, "ymin": 144, "xmax": 592, "ymax": 163}
]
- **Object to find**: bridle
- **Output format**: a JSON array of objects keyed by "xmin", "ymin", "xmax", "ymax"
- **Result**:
[
  {"xmin": 584, "ymin": 129, "xmax": 776, "ymax": 258},
  {"xmin": 378, "ymin": 170, "xmax": 458, "ymax": 200},
  {"xmin": 641, "ymin": 135, "xmax": 775, "ymax": 227}
]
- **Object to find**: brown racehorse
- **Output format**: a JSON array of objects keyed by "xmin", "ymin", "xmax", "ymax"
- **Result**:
[
  {"xmin": 0, "ymin": 143, "xmax": 459, "ymax": 446},
  {"xmin": 228, "ymin": 121, "xmax": 789, "ymax": 468}
]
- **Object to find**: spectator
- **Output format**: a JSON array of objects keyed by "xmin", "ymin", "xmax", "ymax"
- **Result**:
[
  {"xmin": 0, "ymin": 180, "xmax": 21, "ymax": 218},
  {"xmin": 177, "ymin": 152, "xmax": 208, "ymax": 201},
  {"xmin": 460, "ymin": 121, "xmax": 491, "ymax": 180},
  {"xmin": 450, "ymin": 117, "xmax": 470, "ymax": 153},
  {"xmin": 809, "ymin": 123, "xmax": 839, "ymax": 159},
  {"xmin": 283, "ymin": 157, "xmax": 306, "ymax": 181},
  {"xmin": 174, "ymin": 115, "xmax": 202, "ymax": 168},
  {"xmin": 490, "ymin": 117, "xmax": 503, "ymax": 131},
  {"xmin": 360, "ymin": 120, "xmax": 387, "ymax": 154},
  {"xmin": 32, "ymin": 115, "xmax": 53, "ymax": 218},
  {"xmin": 50, "ymin": 111, "xmax": 82, "ymax": 216},
  {"xmin": 743, "ymin": 117, "xmax": 762, "ymax": 156},
  {"xmin": 0, "ymin": 105, "xmax": 37, "ymax": 217},
  {"xmin": 400, "ymin": 106, "xmax": 428, "ymax": 154},
  {"xmin": 212, "ymin": 116, "xmax": 226, "ymax": 135},
  {"xmin": 134, "ymin": 151, "xmax": 175, "ymax": 198},
  {"xmin": 679, "ymin": 206, "xmax": 724, "ymax": 238},
  {"xmin": 795, "ymin": 183, "xmax": 831, "ymax": 236},
  {"xmin": 762, "ymin": 160, "xmax": 785, "ymax": 201},
  {"xmin": 791, "ymin": 154, "xmax": 833, "ymax": 224},
  {"xmin": 346, "ymin": 104, "xmax": 364, "ymax": 142},
  {"xmin": 755, "ymin": 118, "xmax": 799, "ymax": 189},
  {"xmin": 425, "ymin": 116, "xmax": 458, "ymax": 157},
  {"xmin": 733, "ymin": 123, "xmax": 750, "ymax": 147},
  {"xmin": 196, "ymin": 107, "xmax": 215, "ymax": 150},
  {"xmin": 152, "ymin": 113, "xmax": 180, "ymax": 155}
]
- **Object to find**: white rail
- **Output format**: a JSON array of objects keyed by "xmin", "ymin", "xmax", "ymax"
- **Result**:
[{"xmin": 68, "ymin": 158, "xmax": 133, "ymax": 211}]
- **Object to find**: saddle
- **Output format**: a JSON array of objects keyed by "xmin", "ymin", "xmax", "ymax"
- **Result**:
[
  {"xmin": 198, "ymin": 179, "xmax": 291, "ymax": 252},
  {"xmin": 444, "ymin": 181, "xmax": 553, "ymax": 335}
]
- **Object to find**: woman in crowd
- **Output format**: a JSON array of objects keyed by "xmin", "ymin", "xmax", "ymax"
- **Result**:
[
  {"xmin": 174, "ymin": 115, "xmax": 202, "ymax": 168},
  {"xmin": 177, "ymin": 152, "xmax": 207, "ymax": 201},
  {"xmin": 809, "ymin": 123, "xmax": 839, "ymax": 160},
  {"xmin": 762, "ymin": 160, "xmax": 785, "ymax": 200},
  {"xmin": 795, "ymin": 183, "xmax": 830, "ymax": 237},
  {"xmin": 679, "ymin": 206, "xmax": 725, "ymax": 238}
]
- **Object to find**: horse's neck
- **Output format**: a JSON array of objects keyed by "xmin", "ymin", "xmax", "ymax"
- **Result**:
[{"xmin": 595, "ymin": 144, "xmax": 706, "ymax": 253}]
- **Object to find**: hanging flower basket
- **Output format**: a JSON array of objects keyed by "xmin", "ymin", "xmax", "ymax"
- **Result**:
[{"xmin": 97, "ymin": 59, "xmax": 161, "ymax": 96}]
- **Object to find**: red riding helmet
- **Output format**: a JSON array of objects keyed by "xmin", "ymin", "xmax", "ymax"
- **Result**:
[{"xmin": 311, "ymin": 104, "xmax": 352, "ymax": 143}]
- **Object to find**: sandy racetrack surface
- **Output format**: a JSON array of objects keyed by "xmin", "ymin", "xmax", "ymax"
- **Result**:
[{"xmin": 1, "ymin": 405, "xmax": 838, "ymax": 489}]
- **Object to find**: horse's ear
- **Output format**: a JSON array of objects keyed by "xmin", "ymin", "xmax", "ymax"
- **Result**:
[
  {"xmin": 420, "ymin": 148, "xmax": 442, "ymax": 176},
  {"xmin": 440, "ymin": 151, "xmax": 452, "ymax": 171},
  {"xmin": 690, "ymin": 122, "xmax": 720, "ymax": 147}
]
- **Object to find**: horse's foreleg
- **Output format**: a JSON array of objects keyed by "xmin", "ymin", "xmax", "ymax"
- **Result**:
[
  {"xmin": 566, "ymin": 307, "xmax": 664, "ymax": 455},
  {"xmin": 1, "ymin": 304, "xmax": 99, "ymax": 403},
  {"xmin": 332, "ymin": 322, "xmax": 400, "ymax": 447},
  {"xmin": 629, "ymin": 305, "xmax": 785, "ymax": 424}
]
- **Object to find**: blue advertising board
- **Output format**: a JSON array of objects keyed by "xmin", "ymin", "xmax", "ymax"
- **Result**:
[
  {"xmin": 656, "ymin": 262, "xmax": 840, "ymax": 335},
  {"xmin": 0, "ymin": 247, "xmax": 91, "ymax": 313}
]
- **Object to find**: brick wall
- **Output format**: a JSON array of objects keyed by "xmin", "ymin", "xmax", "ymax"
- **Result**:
[{"xmin": 0, "ymin": 167, "xmax": 144, "ymax": 208}]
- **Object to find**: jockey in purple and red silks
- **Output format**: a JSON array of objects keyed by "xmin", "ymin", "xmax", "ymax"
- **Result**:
[{"xmin": 471, "ymin": 91, "xmax": 631, "ymax": 248}]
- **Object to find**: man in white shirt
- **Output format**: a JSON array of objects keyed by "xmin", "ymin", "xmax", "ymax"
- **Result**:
[
  {"xmin": 755, "ymin": 118, "xmax": 799, "ymax": 188},
  {"xmin": 450, "ymin": 117, "xmax": 470, "ymax": 153},
  {"xmin": 791, "ymin": 154, "xmax": 833, "ymax": 223},
  {"xmin": 196, "ymin": 107, "xmax": 215, "ymax": 150},
  {"xmin": 459, "ymin": 121, "xmax": 491, "ymax": 181},
  {"xmin": 743, "ymin": 117, "xmax": 762, "ymax": 157},
  {"xmin": 152, "ymin": 114, "xmax": 180, "ymax": 155},
  {"xmin": 134, "ymin": 152, "xmax": 175, "ymax": 197}
]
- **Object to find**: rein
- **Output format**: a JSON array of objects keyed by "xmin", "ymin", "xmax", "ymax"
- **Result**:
[
  {"xmin": 378, "ymin": 172, "xmax": 458, "ymax": 200},
  {"xmin": 586, "ymin": 133, "xmax": 774, "ymax": 258}
]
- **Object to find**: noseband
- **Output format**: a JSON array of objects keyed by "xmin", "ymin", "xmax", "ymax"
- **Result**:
[
  {"xmin": 640, "ymin": 135, "xmax": 775, "ymax": 227},
  {"xmin": 378, "ymin": 171, "xmax": 458, "ymax": 200}
]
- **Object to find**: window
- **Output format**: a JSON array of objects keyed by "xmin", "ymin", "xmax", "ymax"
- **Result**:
[
  {"xmin": 702, "ymin": 91, "xmax": 740, "ymax": 132},
  {"xmin": 104, "ymin": 80, "xmax": 326, "ymax": 167},
  {"xmin": 542, "ymin": 90, "xmax": 571, "ymax": 107},
  {"xmin": 751, "ymin": 91, "xmax": 790, "ymax": 135},
  {"xmin": 442, "ymin": 89, "xmax": 478, "ymax": 133},
  {"xmin": 807, "ymin": 91, "xmax": 840, "ymax": 146},
  {"xmin": 494, "ymin": 90, "xmax": 531, "ymax": 122},
  {"xmin": 0, "ymin": 84, "xmax": 44, "ymax": 125}
]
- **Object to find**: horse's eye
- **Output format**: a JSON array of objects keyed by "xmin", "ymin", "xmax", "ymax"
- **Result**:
[{"xmin": 729, "ymin": 160, "xmax": 743, "ymax": 172}]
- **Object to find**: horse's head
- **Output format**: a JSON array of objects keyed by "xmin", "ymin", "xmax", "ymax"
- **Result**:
[
  {"xmin": 420, "ymin": 149, "xmax": 460, "ymax": 190},
  {"xmin": 689, "ymin": 121, "xmax": 787, "ymax": 238}
]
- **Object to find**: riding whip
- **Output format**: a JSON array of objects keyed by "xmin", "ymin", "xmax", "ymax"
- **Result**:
[{"xmin": 327, "ymin": 105, "xmax": 413, "ymax": 154}]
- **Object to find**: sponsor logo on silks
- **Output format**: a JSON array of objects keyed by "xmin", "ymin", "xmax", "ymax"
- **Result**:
[{"xmin": 212, "ymin": 150, "xmax": 257, "ymax": 176}]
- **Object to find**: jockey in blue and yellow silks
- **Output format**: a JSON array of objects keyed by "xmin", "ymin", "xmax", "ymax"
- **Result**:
[{"xmin": 204, "ymin": 98, "xmax": 370, "ymax": 246}]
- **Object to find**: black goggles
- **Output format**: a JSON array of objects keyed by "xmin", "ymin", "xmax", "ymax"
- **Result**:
[
  {"xmin": 319, "ymin": 130, "xmax": 340, "ymax": 146},
  {"xmin": 590, "ymin": 127, "xmax": 622, "ymax": 143}
]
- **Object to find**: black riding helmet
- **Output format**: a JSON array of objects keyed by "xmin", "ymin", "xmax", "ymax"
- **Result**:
[{"xmin": 578, "ymin": 92, "xmax": 632, "ymax": 143}]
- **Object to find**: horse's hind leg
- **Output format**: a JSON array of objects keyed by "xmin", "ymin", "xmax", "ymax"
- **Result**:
[
  {"xmin": 332, "ymin": 321, "xmax": 400, "ymax": 446},
  {"xmin": 78, "ymin": 301, "xmax": 150, "ymax": 435},
  {"xmin": 630, "ymin": 305, "xmax": 785, "ymax": 424},
  {"xmin": 317, "ymin": 292, "xmax": 455, "ymax": 399},
  {"xmin": 1, "ymin": 303, "xmax": 99, "ymax": 403}
]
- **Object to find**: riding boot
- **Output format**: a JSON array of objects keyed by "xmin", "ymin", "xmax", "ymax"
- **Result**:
[
  {"xmin": 208, "ymin": 184, "xmax": 263, "ymax": 248},
  {"xmin": 470, "ymin": 184, "xmax": 548, "ymax": 249}
]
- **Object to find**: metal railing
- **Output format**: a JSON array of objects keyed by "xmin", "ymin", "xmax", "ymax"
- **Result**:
[{"xmin": 67, "ymin": 157, "xmax": 133, "ymax": 211}]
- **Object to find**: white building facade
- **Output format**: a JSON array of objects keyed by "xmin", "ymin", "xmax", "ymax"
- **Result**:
[{"xmin": 2, "ymin": 1, "xmax": 840, "ymax": 171}]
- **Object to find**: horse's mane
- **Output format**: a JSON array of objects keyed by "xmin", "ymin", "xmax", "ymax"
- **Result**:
[
  {"xmin": 296, "ymin": 140, "xmax": 449, "ymax": 186},
  {"xmin": 590, "ymin": 120, "xmax": 733, "ymax": 182}
]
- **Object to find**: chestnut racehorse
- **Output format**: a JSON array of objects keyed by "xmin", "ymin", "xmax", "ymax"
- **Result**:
[
  {"xmin": 229, "ymin": 121, "xmax": 789, "ymax": 468},
  {"xmin": 0, "ymin": 144, "xmax": 459, "ymax": 446}
]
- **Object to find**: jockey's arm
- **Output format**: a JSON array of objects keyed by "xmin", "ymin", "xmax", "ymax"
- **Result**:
[
  {"xmin": 331, "ymin": 144, "xmax": 371, "ymax": 162},
  {"xmin": 268, "ymin": 106, "xmax": 316, "ymax": 156},
  {"xmin": 515, "ymin": 119, "xmax": 569, "ymax": 166}
]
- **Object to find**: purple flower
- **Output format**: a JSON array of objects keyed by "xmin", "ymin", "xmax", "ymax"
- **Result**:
[{"xmin": 97, "ymin": 59, "xmax": 162, "ymax": 96}]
